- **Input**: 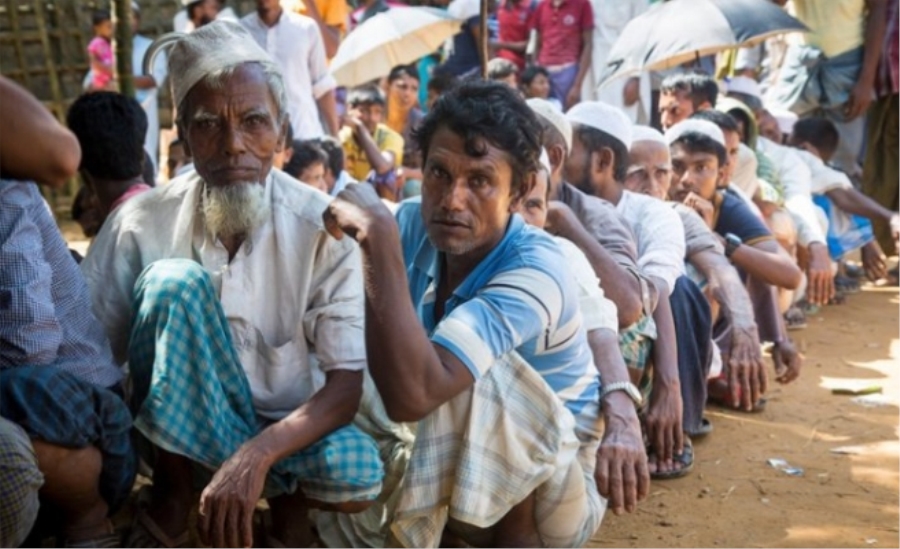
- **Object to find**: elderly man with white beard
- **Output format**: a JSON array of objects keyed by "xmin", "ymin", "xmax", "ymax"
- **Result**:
[{"xmin": 80, "ymin": 21, "xmax": 383, "ymax": 548}]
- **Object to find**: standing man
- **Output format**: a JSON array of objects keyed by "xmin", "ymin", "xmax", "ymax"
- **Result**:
[
  {"xmin": 285, "ymin": 0, "xmax": 350, "ymax": 59},
  {"xmin": 530, "ymin": 0, "xmax": 593, "ymax": 109},
  {"xmin": 243, "ymin": 0, "xmax": 340, "ymax": 140},
  {"xmin": 132, "ymin": 1, "xmax": 167, "ymax": 174},
  {"xmin": 581, "ymin": 0, "xmax": 650, "ymax": 123}
]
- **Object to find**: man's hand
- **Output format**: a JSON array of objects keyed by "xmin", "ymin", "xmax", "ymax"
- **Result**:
[
  {"xmin": 844, "ymin": 81, "xmax": 874, "ymax": 120},
  {"xmin": 544, "ymin": 201, "xmax": 582, "ymax": 239},
  {"xmin": 565, "ymin": 86, "xmax": 581, "ymax": 111},
  {"xmin": 861, "ymin": 241, "xmax": 888, "ymax": 281},
  {"xmin": 643, "ymin": 380, "xmax": 683, "ymax": 475},
  {"xmin": 772, "ymin": 338, "xmax": 802, "ymax": 384},
  {"xmin": 596, "ymin": 393, "xmax": 649, "ymax": 515},
  {"xmin": 806, "ymin": 242, "xmax": 834, "ymax": 306},
  {"xmin": 323, "ymin": 182, "xmax": 394, "ymax": 242},
  {"xmin": 683, "ymin": 192, "xmax": 715, "ymax": 228},
  {"xmin": 623, "ymin": 77, "xmax": 640, "ymax": 107},
  {"xmin": 341, "ymin": 110, "xmax": 368, "ymax": 140},
  {"xmin": 198, "ymin": 444, "xmax": 271, "ymax": 548},
  {"xmin": 725, "ymin": 326, "xmax": 767, "ymax": 411}
]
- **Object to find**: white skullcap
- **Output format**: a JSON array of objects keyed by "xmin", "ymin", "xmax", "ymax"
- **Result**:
[
  {"xmin": 527, "ymin": 98, "xmax": 572, "ymax": 153},
  {"xmin": 768, "ymin": 107, "xmax": 798, "ymax": 135},
  {"xmin": 539, "ymin": 147, "xmax": 551, "ymax": 174},
  {"xmin": 726, "ymin": 75, "xmax": 762, "ymax": 100},
  {"xmin": 631, "ymin": 125, "xmax": 667, "ymax": 146},
  {"xmin": 665, "ymin": 119, "xmax": 726, "ymax": 147},
  {"xmin": 566, "ymin": 101, "xmax": 633, "ymax": 149},
  {"xmin": 167, "ymin": 20, "xmax": 277, "ymax": 110}
]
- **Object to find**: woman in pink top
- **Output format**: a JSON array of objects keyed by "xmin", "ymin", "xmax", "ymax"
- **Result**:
[{"xmin": 87, "ymin": 9, "xmax": 115, "ymax": 92}]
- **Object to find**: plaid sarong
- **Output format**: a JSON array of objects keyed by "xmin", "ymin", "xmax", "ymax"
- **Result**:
[
  {"xmin": 0, "ymin": 365, "xmax": 136, "ymax": 512},
  {"xmin": 128, "ymin": 259, "xmax": 383, "ymax": 503},
  {"xmin": 0, "ymin": 417, "xmax": 42, "ymax": 548},
  {"xmin": 390, "ymin": 351, "xmax": 605, "ymax": 548},
  {"xmin": 618, "ymin": 314, "xmax": 656, "ymax": 400}
]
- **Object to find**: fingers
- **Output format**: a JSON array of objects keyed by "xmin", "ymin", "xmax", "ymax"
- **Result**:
[
  {"xmin": 740, "ymin": 362, "xmax": 752, "ymax": 411},
  {"xmin": 748, "ymin": 361, "xmax": 760, "ymax": 410},
  {"xmin": 240, "ymin": 503, "xmax": 254, "ymax": 549},
  {"xmin": 674, "ymin": 426, "xmax": 684, "ymax": 457},
  {"xmin": 758, "ymin": 358, "xmax": 769, "ymax": 397},
  {"xmin": 728, "ymin": 357, "xmax": 741, "ymax": 408},
  {"xmin": 636, "ymin": 452, "xmax": 650, "ymax": 501},
  {"xmin": 608, "ymin": 461, "xmax": 625, "ymax": 515},
  {"xmin": 622, "ymin": 461, "xmax": 638, "ymax": 514},
  {"xmin": 661, "ymin": 423, "xmax": 673, "ymax": 467},
  {"xmin": 321, "ymin": 208, "xmax": 345, "ymax": 240},
  {"xmin": 198, "ymin": 491, "xmax": 212, "ymax": 546},
  {"xmin": 595, "ymin": 451, "xmax": 611, "ymax": 498}
]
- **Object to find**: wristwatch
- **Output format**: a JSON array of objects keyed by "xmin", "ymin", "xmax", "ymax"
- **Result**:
[
  {"xmin": 724, "ymin": 233, "xmax": 742, "ymax": 258},
  {"xmin": 599, "ymin": 381, "xmax": 643, "ymax": 408}
]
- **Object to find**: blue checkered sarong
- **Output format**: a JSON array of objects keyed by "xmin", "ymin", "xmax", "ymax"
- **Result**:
[{"xmin": 128, "ymin": 259, "xmax": 383, "ymax": 503}]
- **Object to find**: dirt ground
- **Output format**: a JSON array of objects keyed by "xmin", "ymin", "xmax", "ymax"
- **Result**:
[
  {"xmin": 593, "ymin": 283, "xmax": 900, "ymax": 549},
  {"xmin": 62, "ymin": 221, "xmax": 899, "ymax": 548}
]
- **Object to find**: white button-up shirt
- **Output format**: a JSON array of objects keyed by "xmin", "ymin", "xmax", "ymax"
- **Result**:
[
  {"xmin": 81, "ymin": 170, "xmax": 365, "ymax": 420},
  {"xmin": 242, "ymin": 11, "xmax": 337, "ymax": 140},
  {"xmin": 615, "ymin": 190, "xmax": 686, "ymax": 295}
]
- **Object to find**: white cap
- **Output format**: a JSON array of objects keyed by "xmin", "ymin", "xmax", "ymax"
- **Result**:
[
  {"xmin": 726, "ymin": 75, "xmax": 762, "ymax": 100},
  {"xmin": 527, "ymin": 98, "xmax": 572, "ymax": 153},
  {"xmin": 566, "ymin": 101, "xmax": 633, "ymax": 149},
  {"xmin": 768, "ymin": 107, "xmax": 798, "ymax": 135},
  {"xmin": 631, "ymin": 125, "xmax": 667, "ymax": 146},
  {"xmin": 665, "ymin": 119, "xmax": 726, "ymax": 147},
  {"xmin": 167, "ymin": 20, "xmax": 278, "ymax": 110},
  {"xmin": 539, "ymin": 147, "xmax": 551, "ymax": 173}
]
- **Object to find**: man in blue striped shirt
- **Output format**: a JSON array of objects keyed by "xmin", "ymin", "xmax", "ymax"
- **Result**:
[{"xmin": 324, "ymin": 81, "xmax": 646, "ymax": 547}]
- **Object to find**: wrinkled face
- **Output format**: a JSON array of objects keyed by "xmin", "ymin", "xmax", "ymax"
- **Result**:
[
  {"xmin": 389, "ymin": 74, "xmax": 420, "ymax": 110},
  {"xmin": 659, "ymin": 91, "xmax": 694, "ymax": 130},
  {"xmin": 524, "ymin": 73, "xmax": 551, "ymax": 100},
  {"xmin": 722, "ymin": 129, "xmax": 741, "ymax": 185},
  {"xmin": 181, "ymin": 63, "xmax": 285, "ymax": 189},
  {"xmin": 757, "ymin": 110, "xmax": 782, "ymax": 143},
  {"xmin": 352, "ymin": 102, "xmax": 384, "ymax": 134},
  {"xmin": 421, "ymin": 125, "xmax": 524, "ymax": 257},
  {"xmin": 669, "ymin": 142, "xmax": 722, "ymax": 202},
  {"xmin": 516, "ymin": 169, "xmax": 549, "ymax": 229},
  {"xmin": 625, "ymin": 140, "xmax": 672, "ymax": 200},
  {"xmin": 299, "ymin": 162, "xmax": 328, "ymax": 193}
]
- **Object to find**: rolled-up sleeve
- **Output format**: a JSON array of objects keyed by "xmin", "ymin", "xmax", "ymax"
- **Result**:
[
  {"xmin": 0, "ymin": 183, "xmax": 62, "ymax": 367},
  {"xmin": 304, "ymin": 235, "xmax": 366, "ymax": 372},
  {"xmin": 308, "ymin": 24, "xmax": 337, "ymax": 98}
]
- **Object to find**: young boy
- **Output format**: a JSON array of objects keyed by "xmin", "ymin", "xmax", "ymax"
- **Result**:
[
  {"xmin": 789, "ymin": 117, "xmax": 900, "ymax": 281},
  {"xmin": 283, "ymin": 139, "xmax": 330, "ymax": 194}
]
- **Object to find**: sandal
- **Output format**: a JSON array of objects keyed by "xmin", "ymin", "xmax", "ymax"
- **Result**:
[
  {"xmin": 834, "ymin": 275, "xmax": 860, "ymax": 294},
  {"xmin": 649, "ymin": 438, "xmax": 694, "ymax": 480},
  {"xmin": 125, "ymin": 505, "xmax": 191, "ymax": 548},
  {"xmin": 707, "ymin": 378, "xmax": 767, "ymax": 413},
  {"xmin": 784, "ymin": 306, "xmax": 807, "ymax": 331},
  {"xmin": 691, "ymin": 417, "xmax": 713, "ymax": 439}
]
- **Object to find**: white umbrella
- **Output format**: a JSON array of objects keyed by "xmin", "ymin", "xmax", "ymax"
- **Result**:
[
  {"xmin": 599, "ymin": 0, "xmax": 807, "ymax": 86},
  {"xmin": 330, "ymin": 7, "xmax": 463, "ymax": 88}
]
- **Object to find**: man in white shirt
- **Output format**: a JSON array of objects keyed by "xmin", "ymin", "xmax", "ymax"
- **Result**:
[
  {"xmin": 173, "ymin": 0, "xmax": 237, "ymax": 33},
  {"xmin": 81, "ymin": 21, "xmax": 381, "ymax": 548},
  {"xmin": 564, "ymin": 101, "xmax": 694, "ymax": 479},
  {"xmin": 242, "ymin": 0, "xmax": 339, "ymax": 140},
  {"xmin": 132, "ymin": 3, "xmax": 167, "ymax": 174}
]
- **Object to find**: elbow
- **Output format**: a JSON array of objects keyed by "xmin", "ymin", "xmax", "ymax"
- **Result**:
[
  {"xmin": 45, "ymin": 131, "xmax": 81, "ymax": 188},
  {"xmin": 780, "ymin": 265, "xmax": 804, "ymax": 290},
  {"xmin": 617, "ymin": 299, "xmax": 643, "ymax": 331}
]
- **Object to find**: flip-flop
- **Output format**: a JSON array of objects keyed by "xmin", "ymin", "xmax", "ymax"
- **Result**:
[
  {"xmin": 690, "ymin": 417, "xmax": 713, "ymax": 439},
  {"xmin": 707, "ymin": 378, "xmax": 768, "ymax": 413},
  {"xmin": 124, "ymin": 491, "xmax": 191, "ymax": 549},
  {"xmin": 649, "ymin": 439, "xmax": 694, "ymax": 480},
  {"xmin": 784, "ymin": 306, "xmax": 808, "ymax": 331}
]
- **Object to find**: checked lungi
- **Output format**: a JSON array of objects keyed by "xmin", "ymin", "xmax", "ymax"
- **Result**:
[
  {"xmin": 0, "ymin": 417, "xmax": 42, "ymax": 547},
  {"xmin": 128, "ymin": 259, "xmax": 383, "ymax": 503}
]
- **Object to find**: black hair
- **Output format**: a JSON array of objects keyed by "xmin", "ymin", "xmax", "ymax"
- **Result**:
[
  {"xmin": 92, "ymin": 8, "xmax": 110, "ymax": 26},
  {"xmin": 284, "ymin": 139, "xmax": 327, "ymax": 180},
  {"xmin": 689, "ymin": 109, "xmax": 740, "ymax": 135},
  {"xmin": 792, "ymin": 117, "xmax": 840, "ymax": 159},
  {"xmin": 317, "ymin": 136, "xmax": 345, "ymax": 177},
  {"xmin": 520, "ymin": 65, "xmax": 551, "ymax": 88},
  {"xmin": 427, "ymin": 71, "xmax": 456, "ymax": 94},
  {"xmin": 348, "ymin": 84, "xmax": 387, "ymax": 108},
  {"xmin": 661, "ymin": 72, "xmax": 719, "ymax": 109},
  {"xmin": 573, "ymin": 125, "xmax": 629, "ymax": 182},
  {"xmin": 389, "ymin": 64, "xmax": 420, "ymax": 83},
  {"xmin": 414, "ymin": 80, "xmax": 542, "ymax": 196},
  {"xmin": 67, "ymin": 91, "xmax": 148, "ymax": 180},
  {"xmin": 487, "ymin": 58, "xmax": 517, "ymax": 81},
  {"xmin": 671, "ymin": 132, "xmax": 727, "ymax": 166}
]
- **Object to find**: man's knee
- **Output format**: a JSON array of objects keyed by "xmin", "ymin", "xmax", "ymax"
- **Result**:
[
  {"xmin": 0, "ymin": 418, "xmax": 42, "ymax": 548},
  {"xmin": 134, "ymin": 259, "xmax": 213, "ymax": 304}
]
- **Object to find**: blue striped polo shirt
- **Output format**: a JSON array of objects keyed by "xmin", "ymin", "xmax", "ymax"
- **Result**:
[{"xmin": 396, "ymin": 198, "xmax": 600, "ymax": 421}]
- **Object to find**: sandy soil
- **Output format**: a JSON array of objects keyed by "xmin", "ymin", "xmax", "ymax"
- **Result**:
[
  {"xmin": 592, "ymin": 285, "xmax": 900, "ymax": 549},
  {"xmin": 61, "ymin": 220, "xmax": 898, "ymax": 548}
]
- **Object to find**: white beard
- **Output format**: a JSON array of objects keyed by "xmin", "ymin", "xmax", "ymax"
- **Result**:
[{"xmin": 201, "ymin": 182, "xmax": 269, "ymax": 240}]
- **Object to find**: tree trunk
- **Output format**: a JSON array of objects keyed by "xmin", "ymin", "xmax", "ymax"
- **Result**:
[{"xmin": 114, "ymin": 0, "xmax": 135, "ymax": 97}]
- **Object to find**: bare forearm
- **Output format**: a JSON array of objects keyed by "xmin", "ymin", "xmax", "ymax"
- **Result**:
[
  {"xmin": 355, "ymin": 130, "xmax": 394, "ymax": 175},
  {"xmin": 690, "ymin": 249, "xmax": 756, "ymax": 329},
  {"xmin": 860, "ymin": 0, "xmax": 889, "ymax": 86},
  {"xmin": 650, "ymin": 279, "xmax": 679, "ymax": 387},
  {"xmin": 250, "ymin": 370, "xmax": 363, "ymax": 467},
  {"xmin": 493, "ymin": 40, "xmax": 528, "ymax": 52},
  {"xmin": 827, "ymin": 188, "xmax": 896, "ymax": 223},
  {"xmin": 316, "ymin": 92, "xmax": 339, "ymax": 136},
  {"xmin": 574, "ymin": 40, "xmax": 592, "ymax": 89},
  {"xmin": 319, "ymin": 25, "xmax": 341, "ymax": 59},
  {"xmin": 0, "ymin": 76, "xmax": 80, "ymax": 188},
  {"xmin": 134, "ymin": 75, "xmax": 156, "ymax": 89},
  {"xmin": 730, "ymin": 243, "xmax": 802, "ymax": 289}
]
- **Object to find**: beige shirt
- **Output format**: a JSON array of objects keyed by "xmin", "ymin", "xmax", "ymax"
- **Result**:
[
  {"xmin": 81, "ymin": 170, "xmax": 366, "ymax": 420},
  {"xmin": 789, "ymin": 0, "xmax": 866, "ymax": 58}
]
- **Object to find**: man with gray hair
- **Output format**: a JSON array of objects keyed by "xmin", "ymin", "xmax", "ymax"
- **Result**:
[{"xmin": 81, "ymin": 21, "xmax": 382, "ymax": 547}]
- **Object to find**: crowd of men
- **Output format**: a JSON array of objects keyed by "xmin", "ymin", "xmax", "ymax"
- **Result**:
[{"xmin": 1, "ymin": 0, "xmax": 898, "ymax": 547}]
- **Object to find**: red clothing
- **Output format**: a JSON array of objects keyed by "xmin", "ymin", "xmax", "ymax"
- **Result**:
[
  {"xmin": 496, "ymin": 0, "xmax": 535, "ymax": 70},
  {"xmin": 109, "ymin": 183, "xmax": 151, "ymax": 213},
  {"xmin": 530, "ymin": 0, "xmax": 592, "ymax": 67}
]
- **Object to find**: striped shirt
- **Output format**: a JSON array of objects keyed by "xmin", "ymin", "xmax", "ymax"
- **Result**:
[
  {"xmin": 396, "ymin": 199, "xmax": 600, "ymax": 421},
  {"xmin": 0, "ymin": 180, "xmax": 121, "ymax": 388}
]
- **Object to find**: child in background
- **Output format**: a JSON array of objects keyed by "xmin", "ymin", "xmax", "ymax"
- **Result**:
[{"xmin": 87, "ymin": 9, "xmax": 115, "ymax": 92}]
